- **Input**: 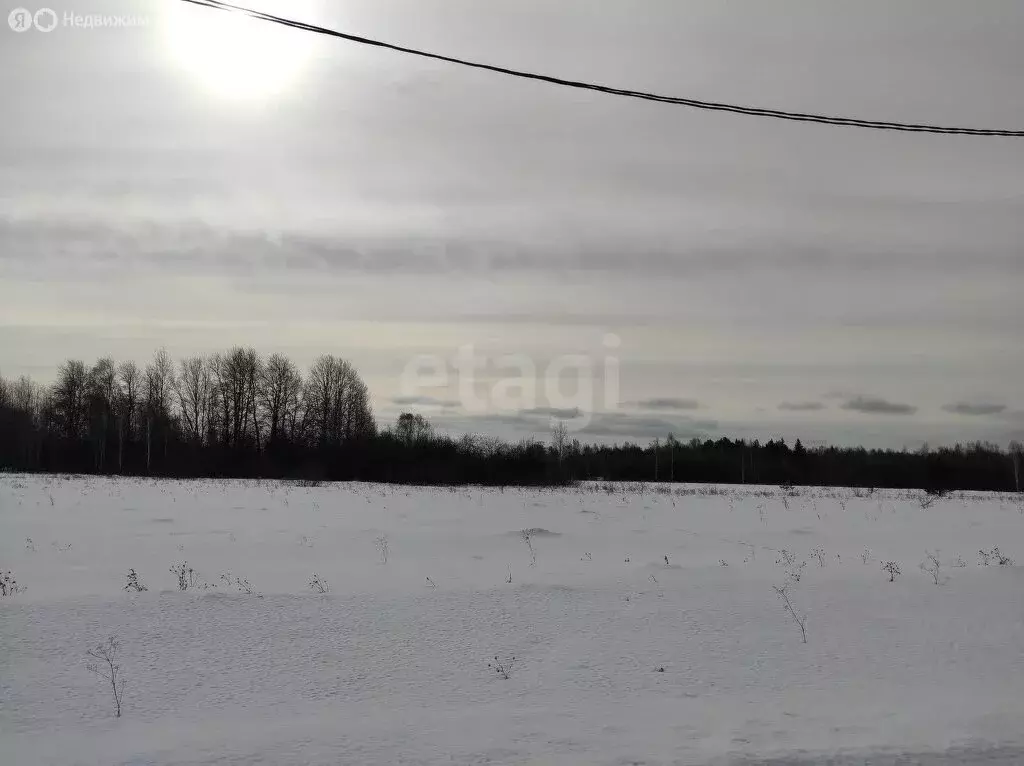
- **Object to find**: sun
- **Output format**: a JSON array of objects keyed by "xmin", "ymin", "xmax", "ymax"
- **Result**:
[{"xmin": 162, "ymin": 1, "xmax": 319, "ymax": 101}]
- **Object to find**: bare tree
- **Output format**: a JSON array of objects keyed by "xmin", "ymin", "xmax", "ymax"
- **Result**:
[
  {"xmin": 395, "ymin": 412, "xmax": 432, "ymax": 446},
  {"xmin": 551, "ymin": 420, "xmax": 569, "ymax": 467},
  {"xmin": 86, "ymin": 358, "xmax": 117, "ymax": 471},
  {"xmin": 175, "ymin": 355, "xmax": 213, "ymax": 445},
  {"xmin": 260, "ymin": 353, "xmax": 303, "ymax": 447},
  {"xmin": 144, "ymin": 349, "xmax": 175, "ymax": 471},
  {"xmin": 303, "ymin": 355, "xmax": 375, "ymax": 447},
  {"xmin": 208, "ymin": 348, "xmax": 263, "ymax": 450},
  {"xmin": 51, "ymin": 359, "xmax": 89, "ymax": 440},
  {"xmin": 1011, "ymin": 441, "xmax": 1022, "ymax": 493},
  {"xmin": 115, "ymin": 361, "xmax": 140, "ymax": 473},
  {"xmin": 9, "ymin": 376, "xmax": 45, "ymax": 466},
  {"xmin": 86, "ymin": 636, "xmax": 126, "ymax": 717}
]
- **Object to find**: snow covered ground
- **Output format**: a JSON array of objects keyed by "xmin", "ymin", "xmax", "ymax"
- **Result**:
[{"xmin": 2, "ymin": 475, "xmax": 1023, "ymax": 765}]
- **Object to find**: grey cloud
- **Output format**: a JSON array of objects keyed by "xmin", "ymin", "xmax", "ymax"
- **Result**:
[
  {"xmin": 3, "ymin": 219, "xmax": 1020, "ymax": 282},
  {"xmin": 778, "ymin": 401, "xmax": 825, "ymax": 412},
  {"xmin": 629, "ymin": 397, "xmax": 701, "ymax": 411},
  {"xmin": 391, "ymin": 395, "xmax": 460, "ymax": 408},
  {"xmin": 823, "ymin": 390, "xmax": 856, "ymax": 400},
  {"xmin": 841, "ymin": 396, "xmax": 917, "ymax": 416},
  {"xmin": 581, "ymin": 413, "xmax": 717, "ymax": 440},
  {"xmin": 521, "ymin": 406, "xmax": 583, "ymax": 420},
  {"xmin": 428, "ymin": 409, "xmax": 715, "ymax": 443},
  {"xmin": 942, "ymin": 402, "xmax": 1006, "ymax": 416}
]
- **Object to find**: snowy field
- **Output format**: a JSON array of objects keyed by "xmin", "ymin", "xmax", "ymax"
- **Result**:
[{"xmin": 2, "ymin": 475, "xmax": 1024, "ymax": 766}]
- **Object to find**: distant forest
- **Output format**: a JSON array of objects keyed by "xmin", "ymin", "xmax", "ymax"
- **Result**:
[{"xmin": 1, "ymin": 348, "xmax": 1021, "ymax": 492}]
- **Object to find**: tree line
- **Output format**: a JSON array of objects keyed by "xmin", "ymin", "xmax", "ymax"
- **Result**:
[
  {"xmin": 557, "ymin": 435, "xmax": 1022, "ymax": 493},
  {"xmin": 1, "ymin": 349, "xmax": 1021, "ymax": 491},
  {"xmin": 0, "ymin": 348, "xmax": 374, "ymax": 478},
  {"xmin": 0, "ymin": 349, "xmax": 555, "ymax": 484}
]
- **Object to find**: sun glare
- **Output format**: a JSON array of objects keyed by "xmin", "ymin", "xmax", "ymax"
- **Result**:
[{"xmin": 162, "ymin": 1, "xmax": 318, "ymax": 101}]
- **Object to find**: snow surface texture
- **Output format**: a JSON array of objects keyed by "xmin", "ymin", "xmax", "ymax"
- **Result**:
[{"xmin": 2, "ymin": 475, "xmax": 1023, "ymax": 765}]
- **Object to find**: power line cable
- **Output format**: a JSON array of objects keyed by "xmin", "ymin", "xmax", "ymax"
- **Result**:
[{"xmin": 180, "ymin": 0, "xmax": 1024, "ymax": 137}]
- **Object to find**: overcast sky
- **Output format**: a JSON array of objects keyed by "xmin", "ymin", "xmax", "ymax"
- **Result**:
[{"xmin": 2, "ymin": 0, "xmax": 1022, "ymax": 448}]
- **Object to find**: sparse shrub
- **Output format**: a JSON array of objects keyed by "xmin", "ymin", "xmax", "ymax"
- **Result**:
[
  {"xmin": 861, "ymin": 548, "xmax": 872, "ymax": 564},
  {"xmin": 124, "ymin": 569, "xmax": 147, "ymax": 592},
  {"xmin": 952, "ymin": 555, "xmax": 967, "ymax": 568},
  {"xmin": 24, "ymin": 538, "xmax": 35, "ymax": 552},
  {"xmin": 777, "ymin": 549, "xmax": 807, "ymax": 580},
  {"xmin": 520, "ymin": 529, "xmax": 536, "ymax": 567},
  {"xmin": 1, "ymin": 570, "xmax": 23, "ymax": 597},
  {"xmin": 786, "ymin": 561, "xmax": 807, "ymax": 583},
  {"xmin": 882, "ymin": 561, "xmax": 901, "ymax": 582},
  {"xmin": 919, "ymin": 551, "xmax": 946, "ymax": 585},
  {"xmin": 719, "ymin": 559, "xmax": 729, "ymax": 567},
  {"xmin": 169, "ymin": 562, "xmax": 211, "ymax": 591},
  {"xmin": 309, "ymin": 573, "xmax": 329, "ymax": 594},
  {"xmin": 170, "ymin": 562, "xmax": 195, "ymax": 591},
  {"xmin": 810, "ymin": 546, "xmax": 826, "ymax": 567},
  {"xmin": 86, "ymin": 636, "xmax": 126, "ymax": 718},
  {"xmin": 220, "ymin": 573, "xmax": 261, "ymax": 596},
  {"xmin": 487, "ymin": 655, "xmax": 516, "ymax": 679},
  {"xmin": 425, "ymin": 576, "xmax": 437, "ymax": 588},
  {"xmin": 776, "ymin": 549, "xmax": 797, "ymax": 568},
  {"xmin": 581, "ymin": 552, "xmax": 592, "ymax": 561},
  {"xmin": 376, "ymin": 534, "xmax": 389, "ymax": 564},
  {"xmin": 773, "ymin": 583, "xmax": 807, "ymax": 643},
  {"xmin": 979, "ymin": 548, "xmax": 1014, "ymax": 566}
]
